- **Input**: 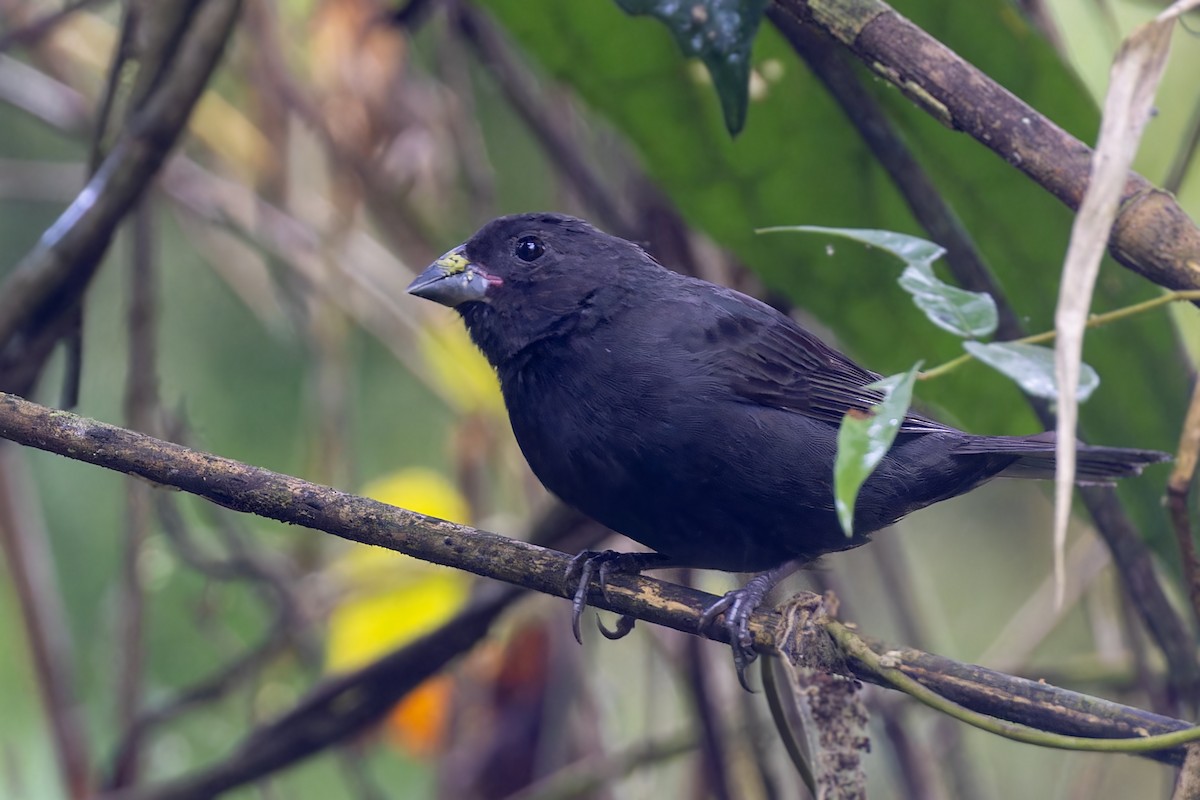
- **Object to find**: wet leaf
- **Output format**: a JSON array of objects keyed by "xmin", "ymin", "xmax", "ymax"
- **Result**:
[
  {"xmin": 898, "ymin": 262, "xmax": 997, "ymax": 339},
  {"xmin": 614, "ymin": 0, "xmax": 767, "ymax": 134},
  {"xmin": 762, "ymin": 226, "xmax": 997, "ymax": 338},
  {"xmin": 761, "ymin": 225, "xmax": 946, "ymax": 266},
  {"xmin": 963, "ymin": 341, "xmax": 1099, "ymax": 402},
  {"xmin": 835, "ymin": 363, "xmax": 920, "ymax": 536}
]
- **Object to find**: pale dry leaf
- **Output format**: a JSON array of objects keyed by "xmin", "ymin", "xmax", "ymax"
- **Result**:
[{"xmin": 1052, "ymin": 0, "xmax": 1199, "ymax": 607}]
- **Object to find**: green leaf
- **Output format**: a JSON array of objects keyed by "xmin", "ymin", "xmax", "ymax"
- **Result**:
[
  {"xmin": 834, "ymin": 363, "xmax": 920, "ymax": 537},
  {"xmin": 487, "ymin": 0, "xmax": 1187, "ymax": 556},
  {"xmin": 898, "ymin": 263, "xmax": 997, "ymax": 339},
  {"xmin": 761, "ymin": 226, "xmax": 997, "ymax": 338},
  {"xmin": 760, "ymin": 225, "xmax": 946, "ymax": 266},
  {"xmin": 962, "ymin": 341, "xmax": 1099, "ymax": 402},
  {"xmin": 613, "ymin": 0, "xmax": 767, "ymax": 134}
]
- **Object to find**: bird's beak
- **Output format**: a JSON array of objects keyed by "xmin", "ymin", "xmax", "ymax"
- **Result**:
[{"xmin": 406, "ymin": 246, "xmax": 494, "ymax": 307}]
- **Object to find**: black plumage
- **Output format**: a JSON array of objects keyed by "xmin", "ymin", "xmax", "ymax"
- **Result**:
[{"xmin": 407, "ymin": 212, "xmax": 1168, "ymax": 679}]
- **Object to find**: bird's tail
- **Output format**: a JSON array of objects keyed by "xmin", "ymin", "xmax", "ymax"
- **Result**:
[{"xmin": 952, "ymin": 431, "xmax": 1170, "ymax": 485}]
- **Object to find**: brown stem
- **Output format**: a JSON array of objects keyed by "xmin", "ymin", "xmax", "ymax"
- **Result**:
[
  {"xmin": 1168, "ymin": 378, "xmax": 1200, "ymax": 627},
  {"xmin": 110, "ymin": 197, "xmax": 160, "ymax": 789},
  {"xmin": 452, "ymin": 1, "xmax": 635, "ymax": 239},
  {"xmin": 771, "ymin": 0, "xmax": 1200, "ymax": 294},
  {"xmin": 771, "ymin": 0, "xmax": 1200, "ymax": 711},
  {"xmin": 0, "ymin": 447, "xmax": 92, "ymax": 797},
  {"xmin": 767, "ymin": 8, "xmax": 1025, "ymax": 343},
  {"xmin": 0, "ymin": 0, "xmax": 243, "ymax": 394},
  {"xmin": 102, "ymin": 584, "xmax": 523, "ymax": 800},
  {"xmin": 0, "ymin": 0, "xmax": 110, "ymax": 54},
  {"xmin": 0, "ymin": 391, "xmax": 1193, "ymax": 773}
]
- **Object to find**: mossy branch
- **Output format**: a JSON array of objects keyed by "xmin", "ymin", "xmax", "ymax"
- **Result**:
[{"xmin": 0, "ymin": 390, "xmax": 1194, "ymax": 781}]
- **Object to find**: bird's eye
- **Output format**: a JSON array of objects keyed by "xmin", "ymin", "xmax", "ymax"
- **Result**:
[{"xmin": 514, "ymin": 236, "xmax": 545, "ymax": 262}]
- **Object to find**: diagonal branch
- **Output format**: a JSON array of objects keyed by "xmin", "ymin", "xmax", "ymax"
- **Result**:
[
  {"xmin": 0, "ymin": 0, "xmax": 111, "ymax": 54},
  {"xmin": 0, "ymin": 0, "xmax": 243, "ymax": 395},
  {"xmin": 771, "ymin": 0, "xmax": 1200, "ymax": 294},
  {"xmin": 0, "ymin": 390, "xmax": 1195, "ymax": 778},
  {"xmin": 101, "ymin": 583, "xmax": 524, "ymax": 800},
  {"xmin": 768, "ymin": 4, "xmax": 1200, "ymax": 706}
]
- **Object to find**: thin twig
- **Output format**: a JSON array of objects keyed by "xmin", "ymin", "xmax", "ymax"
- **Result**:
[
  {"xmin": 101, "ymin": 584, "xmax": 523, "ymax": 800},
  {"xmin": 0, "ymin": 447, "xmax": 92, "ymax": 798},
  {"xmin": 818, "ymin": 543, "xmax": 983, "ymax": 797},
  {"xmin": 768, "ymin": 9, "xmax": 1026, "ymax": 344},
  {"xmin": 453, "ymin": 2, "xmax": 634, "ymax": 239},
  {"xmin": 1164, "ymin": 95, "xmax": 1200, "ymax": 195},
  {"xmin": 827, "ymin": 618, "xmax": 1200, "ymax": 754},
  {"xmin": 0, "ymin": 0, "xmax": 243, "ymax": 393},
  {"xmin": 1081, "ymin": 484, "xmax": 1199, "ymax": 711},
  {"xmin": 682, "ymin": 622, "xmax": 735, "ymax": 800},
  {"xmin": 242, "ymin": 0, "xmax": 441, "ymax": 260},
  {"xmin": 103, "ymin": 485, "xmax": 303, "ymax": 787},
  {"xmin": 503, "ymin": 730, "xmax": 697, "ymax": 800},
  {"xmin": 770, "ymin": 0, "xmax": 1200, "ymax": 294},
  {"xmin": 768, "ymin": 4, "xmax": 1198, "ymax": 706},
  {"xmin": 109, "ymin": 197, "xmax": 159, "ymax": 790},
  {"xmin": 0, "ymin": 0, "xmax": 110, "ymax": 54},
  {"xmin": 1168, "ymin": 378, "xmax": 1200, "ymax": 626},
  {"xmin": 920, "ymin": 290, "xmax": 1200, "ymax": 381}
]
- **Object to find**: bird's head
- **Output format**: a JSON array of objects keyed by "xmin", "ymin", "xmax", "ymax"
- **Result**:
[{"xmin": 408, "ymin": 213, "xmax": 655, "ymax": 365}]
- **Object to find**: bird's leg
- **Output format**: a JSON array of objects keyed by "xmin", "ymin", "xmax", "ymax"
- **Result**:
[
  {"xmin": 699, "ymin": 559, "xmax": 805, "ymax": 691},
  {"xmin": 564, "ymin": 550, "xmax": 674, "ymax": 643}
]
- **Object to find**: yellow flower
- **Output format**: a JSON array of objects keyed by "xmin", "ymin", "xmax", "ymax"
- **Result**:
[{"xmin": 325, "ymin": 467, "xmax": 473, "ymax": 756}]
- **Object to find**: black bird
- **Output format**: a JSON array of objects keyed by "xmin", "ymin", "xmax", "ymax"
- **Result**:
[{"xmin": 407, "ymin": 212, "xmax": 1168, "ymax": 683}]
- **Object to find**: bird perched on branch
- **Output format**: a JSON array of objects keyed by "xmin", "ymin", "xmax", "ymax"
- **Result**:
[{"xmin": 407, "ymin": 212, "xmax": 1168, "ymax": 686}]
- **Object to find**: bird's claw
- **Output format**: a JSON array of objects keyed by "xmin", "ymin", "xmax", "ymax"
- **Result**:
[
  {"xmin": 566, "ymin": 551, "xmax": 600, "ymax": 644},
  {"xmin": 565, "ymin": 550, "xmax": 634, "ymax": 643},
  {"xmin": 598, "ymin": 614, "xmax": 637, "ymax": 640},
  {"xmin": 700, "ymin": 591, "xmax": 759, "ymax": 691},
  {"xmin": 701, "ymin": 568, "xmax": 789, "ymax": 691},
  {"xmin": 565, "ymin": 551, "xmax": 670, "ymax": 643}
]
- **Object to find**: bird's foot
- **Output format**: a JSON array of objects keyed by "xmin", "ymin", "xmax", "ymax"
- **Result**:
[
  {"xmin": 565, "ymin": 550, "xmax": 671, "ymax": 643},
  {"xmin": 700, "ymin": 583, "xmax": 770, "ymax": 692},
  {"xmin": 700, "ymin": 561, "xmax": 804, "ymax": 691}
]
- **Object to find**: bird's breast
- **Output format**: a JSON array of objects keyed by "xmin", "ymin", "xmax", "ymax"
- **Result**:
[
  {"xmin": 499, "ymin": 336, "xmax": 698, "ymax": 503},
  {"xmin": 493, "ymin": 337, "xmax": 852, "ymax": 570}
]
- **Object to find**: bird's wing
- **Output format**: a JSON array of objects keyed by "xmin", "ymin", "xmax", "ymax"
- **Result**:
[{"xmin": 683, "ymin": 285, "xmax": 948, "ymax": 433}]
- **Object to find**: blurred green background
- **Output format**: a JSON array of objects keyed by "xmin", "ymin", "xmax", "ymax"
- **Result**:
[{"xmin": 1, "ymin": 0, "xmax": 1197, "ymax": 797}]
